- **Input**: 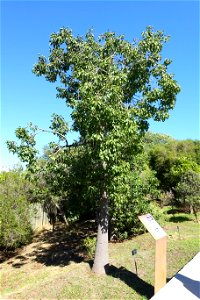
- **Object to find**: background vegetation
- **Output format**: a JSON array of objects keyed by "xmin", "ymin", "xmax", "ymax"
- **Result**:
[{"xmin": 1, "ymin": 132, "xmax": 200, "ymax": 250}]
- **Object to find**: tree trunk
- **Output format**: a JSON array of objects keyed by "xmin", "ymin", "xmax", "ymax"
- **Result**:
[
  {"xmin": 55, "ymin": 203, "xmax": 69, "ymax": 226},
  {"xmin": 92, "ymin": 191, "xmax": 109, "ymax": 274},
  {"xmin": 193, "ymin": 206, "xmax": 199, "ymax": 223}
]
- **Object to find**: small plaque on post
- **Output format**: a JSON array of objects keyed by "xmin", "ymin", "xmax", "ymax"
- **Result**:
[{"xmin": 138, "ymin": 213, "xmax": 167, "ymax": 240}]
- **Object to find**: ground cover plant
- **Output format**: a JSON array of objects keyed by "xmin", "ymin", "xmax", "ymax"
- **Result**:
[{"xmin": 1, "ymin": 209, "xmax": 199, "ymax": 300}]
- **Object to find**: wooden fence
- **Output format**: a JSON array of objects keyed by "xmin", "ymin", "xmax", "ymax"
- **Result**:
[{"xmin": 30, "ymin": 203, "xmax": 50, "ymax": 231}]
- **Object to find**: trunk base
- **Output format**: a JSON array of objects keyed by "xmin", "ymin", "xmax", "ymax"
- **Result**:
[{"xmin": 92, "ymin": 191, "xmax": 109, "ymax": 275}]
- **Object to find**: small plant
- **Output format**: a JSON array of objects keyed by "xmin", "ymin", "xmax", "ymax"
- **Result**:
[{"xmin": 82, "ymin": 236, "xmax": 96, "ymax": 259}]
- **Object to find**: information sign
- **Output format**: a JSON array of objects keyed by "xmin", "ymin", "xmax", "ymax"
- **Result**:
[
  {"xmin": 138, "ymin": 213, "xmax": 167, "ymax": 294},
  {"xmin": 138, "ymin": 214, "xmax": 167, "ymax": 240}
]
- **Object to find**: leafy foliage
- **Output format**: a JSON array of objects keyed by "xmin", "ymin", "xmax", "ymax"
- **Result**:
[
  {"xmin": 148, "ymin": 137, "xmax": 200, "ymax": 191},
  {"xmin": 82, "ymin": 236, "xmax": 96, "ymax": 259},
  {"xmin": 0, "ymin": 171, "xmax": 33, "ymax": 249},
  {"xmin": 175, "ymin": 170, "xmax": 200, "ymax": 221},
  {"xmin": 7, "ymin": 27, "xmax": 180, "ymax": 268},
  {"xmin": 32, "ymin": 26, "xmax": 180, "ymax": 208}
]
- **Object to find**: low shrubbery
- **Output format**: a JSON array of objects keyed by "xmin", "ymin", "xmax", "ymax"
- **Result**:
[
  {"xmin": 0, "ymin": 171, "xmax": 33, "ymax": 250},
  {"xmin": 82, "ymin": 236, "xmax": 96, "ymax": 258}
]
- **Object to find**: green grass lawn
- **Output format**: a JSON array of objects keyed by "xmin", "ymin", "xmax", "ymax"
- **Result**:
[{"xmin": 0, "ymin": 211, "xmax": 199, "ymax": 300}]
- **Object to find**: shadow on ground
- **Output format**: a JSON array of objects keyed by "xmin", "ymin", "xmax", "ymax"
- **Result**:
[
  {"xmin": 105, "ymin": 264, "xmax": 154, "ymax": 299},
  {"xmin": 29, "ymin": 225, "xmax": 86, "ymax": 267},
  {"xmin": 169, "ymin": 215, "xmax": 191, "ymax": 223},
  {"xmin": 1, "ymin": 221, "xmax": 96, "ymax": 268},
  {"xmin": 1, "ymin": 222, "xmax": 155, "ymax": 298}
]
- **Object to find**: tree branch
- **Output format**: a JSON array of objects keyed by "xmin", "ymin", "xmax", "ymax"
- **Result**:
[{"xmin": 36, "ymin": 127, "xmax": 68, "ymax": 142}]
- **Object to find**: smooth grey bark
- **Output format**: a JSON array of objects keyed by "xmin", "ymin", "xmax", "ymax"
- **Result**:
[{"xmin": 92, "ymin": 191, "xmax": 109, "ymax": 274}]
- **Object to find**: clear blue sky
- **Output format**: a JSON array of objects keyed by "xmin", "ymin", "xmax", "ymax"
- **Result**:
[{"xmin": 1, "ymin": 0, "xmax": 199, "ymax": 169}]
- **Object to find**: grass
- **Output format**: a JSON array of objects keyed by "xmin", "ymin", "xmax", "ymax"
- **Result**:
[{"xmin": 0, "ymin": 211, "xmax": 199, "ymax": 300}]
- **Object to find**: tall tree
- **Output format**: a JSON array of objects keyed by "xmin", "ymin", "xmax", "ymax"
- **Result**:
[
  {"xmin": 8, "ymin": 27, "xmax": 180, "ymax": 274},
  {"xmin": 175, "ymin": 170, "xmax": 200, "ymax": 222}
]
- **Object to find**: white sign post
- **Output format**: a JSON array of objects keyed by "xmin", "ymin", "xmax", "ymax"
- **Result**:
[{"xmin": 138, "ymin": 213, "xmax": 167, "ymax": 294}]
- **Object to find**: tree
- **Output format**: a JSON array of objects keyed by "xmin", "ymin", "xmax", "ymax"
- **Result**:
[
  {"xmin": 7, "ymin": 26, "xmax": 180, "ymax": 274},
  {"xmin": 143, "ymin": 132, "xmax": 175, "ymax": 147},
  {"xmin": 175, "ymin": 170, "xmax": 200, "ymax": 222},
  {"xmin": 149, "ymin": 141, "xmax": 200, "ymax": 192},
  {"xmin": 176, "ymin": 140, "xmax": 200, "ymax": 164}
]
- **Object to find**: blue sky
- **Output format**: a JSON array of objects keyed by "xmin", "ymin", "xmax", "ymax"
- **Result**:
[{"xmin": 1, "ymin": 0, "xmax": 199, "ymax": 169}]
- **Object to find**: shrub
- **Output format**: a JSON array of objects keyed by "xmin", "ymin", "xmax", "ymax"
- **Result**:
[
  {"xmin": 0, "ymin": 171, "xmax": 33, "ymax": 249},
  {"xmin": 109, "ymin": 168, "xmax": 161, "ymax": 240},
  {"xmin": 82, "ymin": 236, "xmax": 96, "ymax": 258}
]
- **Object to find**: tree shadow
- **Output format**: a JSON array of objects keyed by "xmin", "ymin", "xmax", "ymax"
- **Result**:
[
  {"xmin": 30, "ymin": 226, "xmax": 84, "ymax": 267},
  {"xmin": 0, "ymin": 249, "xmax": 19, "ymax": 264},
  {"xmin": 4, "ymin": 221, "xmax": 96, "ymax": 268},
  {"xmin": 12, "ymin": 261, "xmax": 27, "ymax": 268},
  {"xmin": 176, "ymin": 273, "xmax": 200, "ymax": 298},
  {"xmin": 105, "ymin": 264, "xmax": 154, "ymax": 299},
  {"xmin": 169, "ymin": 215, "xmax": 191, "ymax": 223}
]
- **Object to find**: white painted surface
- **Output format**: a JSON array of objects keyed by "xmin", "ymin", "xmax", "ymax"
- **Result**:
[
  {"xmin": 138, "ymin": 214, "xmax": 167, "ymax": 240},
  {"xmin": 151, "ymin": 252, "xmax": 200, "ymax": 300}
]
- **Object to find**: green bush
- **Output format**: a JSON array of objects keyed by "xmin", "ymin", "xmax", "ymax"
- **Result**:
[
  {"xmin": 82, "ymin": 236, "xmax": 96, "ymax": 258},
  {"xmin": 108, "ymin": 164, "xmax": 161, "ymax": 240},
  {"xmin": 0, "ymin": 171, "xmax": 33, "ymax": 249}
]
